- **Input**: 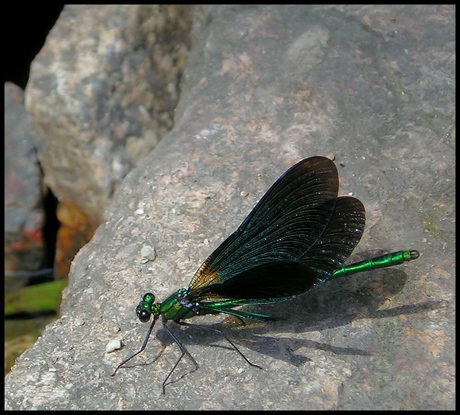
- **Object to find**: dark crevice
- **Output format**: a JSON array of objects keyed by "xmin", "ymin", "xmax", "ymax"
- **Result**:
[
  {"xmin": 4, "ymin": 5, "xmax": 64, "ymax": 88},
  {"xmin": 40, "ymin": 188, "xmax": 60, "ymax": 274}
]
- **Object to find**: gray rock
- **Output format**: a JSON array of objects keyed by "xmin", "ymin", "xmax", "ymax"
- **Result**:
[
  {"xmin": 5, "ymin": 82, "xmax": 45, "ymax": 286},
  {"xmin": 25, "ymin": 5, "xmax": 191, "ymax": 223}
]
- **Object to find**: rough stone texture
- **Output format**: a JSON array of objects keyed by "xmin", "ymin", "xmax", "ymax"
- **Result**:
[
  {"xmin": 5, "ymin": 82, "xmax": 45, "ymax": 288},
  {"xmin": 24, "ymin": 5, "xmax": 192, "ymax": 277},
  {"xmin": 5, "ymin": 5, "xmax": 454, "ymax": 410},
  {"xmin": 25, "ymin": 4, "xmax": 192, "ymax": 224}
]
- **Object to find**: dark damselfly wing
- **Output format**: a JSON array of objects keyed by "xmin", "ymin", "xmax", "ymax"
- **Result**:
[{"xmin": 186, "ymin": 157, "xmax": 365, "ymax": 303}]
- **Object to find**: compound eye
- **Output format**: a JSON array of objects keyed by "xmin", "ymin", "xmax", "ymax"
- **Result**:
[
  {"xmin": 138, "ymin": 310, "xmax": 151, "ymax": 323},
  {"xmin": 143, "ymin": 293, "xmax": 155, "ymax": 302}
]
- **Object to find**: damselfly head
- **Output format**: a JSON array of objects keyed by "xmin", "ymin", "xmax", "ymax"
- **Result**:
[{"xmin": 136, "ymin": 292, "xmax": 155, "ymax": 322}]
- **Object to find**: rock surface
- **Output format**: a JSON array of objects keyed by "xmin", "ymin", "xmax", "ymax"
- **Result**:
[{"xmin": 5, "ymin": 5, "xmax": 454, "ymax": 410}]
